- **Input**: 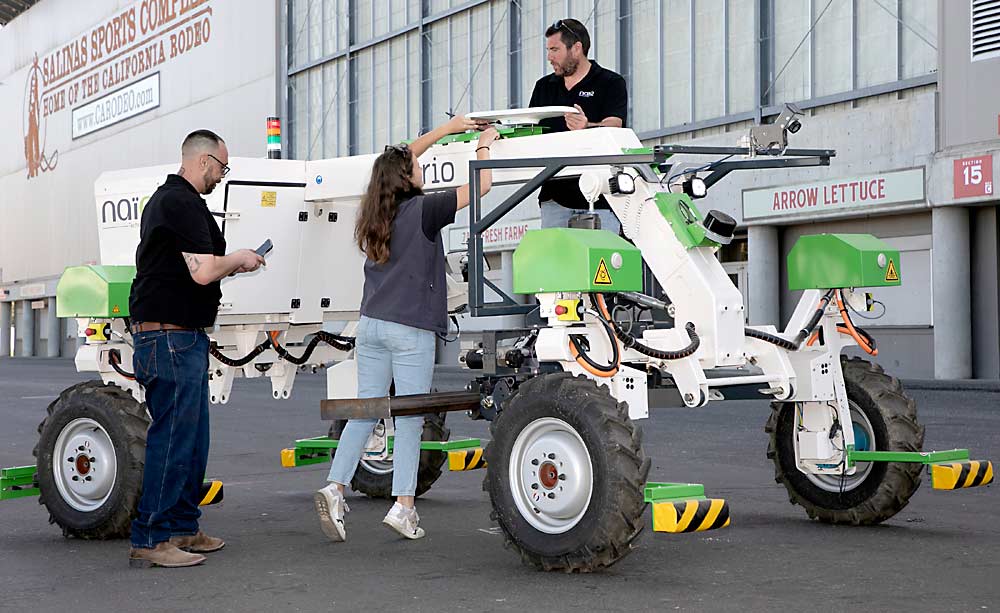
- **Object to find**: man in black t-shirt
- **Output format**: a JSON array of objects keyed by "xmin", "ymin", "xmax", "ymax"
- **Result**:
[
  {"xmin": 529, "ymin": 18, "xmax": 628, "ymax": 233},
  {"xmin": 127, "ymin": 130, "xmax": 265, "ymax": 569}
]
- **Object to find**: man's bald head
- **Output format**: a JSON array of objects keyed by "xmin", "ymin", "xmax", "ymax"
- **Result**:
[
  {"xmin": 178, "ymin": 129, "xmax": 229, "ymax": 195},
  {"xmin": 182, "ymin": 129, "xmax": 225, "ymax": 160}
]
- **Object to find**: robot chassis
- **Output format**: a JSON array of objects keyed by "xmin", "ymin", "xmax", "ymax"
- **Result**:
[{"xmin": 2, "ymin": 107, "xmax": 992, "ymax": 573}]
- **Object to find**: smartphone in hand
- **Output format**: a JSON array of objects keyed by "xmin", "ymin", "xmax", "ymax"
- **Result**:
[{"xmin": 255, "ymin": 239, "xmax": 273, "ymax": 257}]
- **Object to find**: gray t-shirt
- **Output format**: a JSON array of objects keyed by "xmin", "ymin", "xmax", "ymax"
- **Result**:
[{"xmin": 359, "ymin": 190, "xmax": 458, "ymax": 333}]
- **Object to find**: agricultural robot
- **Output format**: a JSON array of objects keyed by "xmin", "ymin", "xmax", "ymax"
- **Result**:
[{"xmin": 2, "ymin": 106, "xmax": 992, "ymax": 572}]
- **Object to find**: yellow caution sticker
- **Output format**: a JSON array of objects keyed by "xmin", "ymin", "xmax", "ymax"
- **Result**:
[
  {"xmin": 884, "ymin": 258, "xmax": 899, "ymax": 282},
  {"xmin": 594, "ymin": 258, "xmax": 613, "ymax": 285},
  {"xmin": 112, "ymin": 305, "xmax": 121, "ymax": 314},
  {"xmin": 261, "ymin": 191, "xmax": 277, "ymax": 207}
]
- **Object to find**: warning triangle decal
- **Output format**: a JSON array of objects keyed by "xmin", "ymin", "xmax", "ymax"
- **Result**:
[
  {"xmin": 884, "ymin": 259, "xmax": 899, "ymax": 282},
  {"xmin": 594, "ymin": 258, "xmax": 613, "ymax": 285}
]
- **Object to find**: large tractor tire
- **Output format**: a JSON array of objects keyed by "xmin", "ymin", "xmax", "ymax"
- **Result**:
[
  {"xmin": 765, "ymin": 356, "xmax": 925, "ymax": 525},
  {"xmin": 33, "ymin": 381, "xmax": 148, "ymax": 539},
  {"xmin": 328, "ymin": 413, "xmax": 450, "ymax": 499},
  {"xmin": 483, "ymin": 373, "xmax": 650, "ymax": 572}
]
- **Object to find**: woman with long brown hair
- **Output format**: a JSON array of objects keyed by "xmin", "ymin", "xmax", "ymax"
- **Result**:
[{"xmin": 315, "ymin": 116, "xmax": 499, "ymax": 541}]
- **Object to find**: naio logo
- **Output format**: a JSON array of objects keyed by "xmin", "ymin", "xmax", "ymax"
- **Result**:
[
  {"xmin": 23, "ymin": 54, "xmax": 60, "ymax": 179},
  {"xmin": 101, "ymin": 194, "xmax": 152, "ymax": 226}
]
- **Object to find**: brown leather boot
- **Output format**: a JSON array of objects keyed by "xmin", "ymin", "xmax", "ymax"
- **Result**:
[
  {"xmin": 169, "ymin": 531, "xmax": 226, "ymax": 553},
  {"xmin": 128, "ymin": 542, "xmax": 206, "ymax": 568}
]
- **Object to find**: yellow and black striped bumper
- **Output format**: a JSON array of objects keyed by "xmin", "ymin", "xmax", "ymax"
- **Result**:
[
  {"xmin": 199, "ymin": 480, "xmax": 224, "ymax": 506},
  {"xmin": 931, "ymin": 460, "xmax": 994, "ymax": 490},
  {"xmin": 448, "ymin": 448, "xmax": 487, "ymax": 471},
  {"xmin": 653, "ymin": 498, "xmax": 730, "ymax": 533}
]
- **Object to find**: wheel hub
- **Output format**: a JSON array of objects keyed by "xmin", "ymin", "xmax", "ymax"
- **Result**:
[
  {"xmin": 538, "ymin": 461, "xmax": 559, "ymax": 489},
  {"xmin": 801, "ymin": 400, "xmax": 877, "ymax": 493},
  {"xmin": 74, "ymin": 454, "xmax": 93, "ymax": 475},
  {"xmin": 509, "ymin": 417, "xmax": 594, "ymax": 534},
  {"xmin": 52, "ymin": 418, "xmax": 118, "ymax": 512}
]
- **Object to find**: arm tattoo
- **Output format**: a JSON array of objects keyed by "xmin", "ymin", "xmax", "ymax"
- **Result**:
[{"xmin": 182, "ymin": 252, "xmax": 202, "ymax": 274}]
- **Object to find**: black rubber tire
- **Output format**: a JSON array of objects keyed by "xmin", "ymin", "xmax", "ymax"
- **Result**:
[
  {"xmin": 765, "ymin": 356, "xmax": 925, "ymax": 525},
  {"xmin": 33, "ymin": 381, "xmax": 149, "ymax": 539},
  {"xmin": 328, "ymin": 413, "xmax": 450, "ymax": 499},
  {"xmin": 483, "ymin": 373, "xmax": 651, "ymax": 572}
]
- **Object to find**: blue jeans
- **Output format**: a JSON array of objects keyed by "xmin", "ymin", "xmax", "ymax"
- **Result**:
[
  {"xmin": 327, "ymin": 316, "xmax": 436, "ymax": 497},
  {"xmin": 129, "ymin": 330, "xmax": 211, "ymax": 548},
  {"xmin": 540, "ymin": 200, "xmax": 621, "ymax": 235}
]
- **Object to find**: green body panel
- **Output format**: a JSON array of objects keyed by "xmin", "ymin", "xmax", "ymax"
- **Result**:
[
  {"xmin": 643, "ymin": 482, "xmax": 707, "ymax": 503},
  {"xmin": 787, "ymin": 234, "xmax": 902, "ymax": 290},
  {"xmin": 846, "ymin": 447, "xmax": 970, "ymax": 467},
  {"xmin": 1, "ymin": 465, "xmax": 39, "ymax": 501},
  {"xmin": 513, "ymin": 228, "xmax": 643, "ymax": 294},
  {"xmin": 56, "ymin": 265, "xmax": 136, "ymax": 318},
  {"xmin": 285, "ymin": 436, "xmax": 483, "ymax": 468},
  {"xmin": 653, "ymin": 193, "xmax": 718, "ymax": 249},
  {"xmin": 621, "ymin": 147, "xmax": 654, "ymax": 155},
  {"xmin": 429, "ymin": 126, "xmax": 546, "ymax": 145}
]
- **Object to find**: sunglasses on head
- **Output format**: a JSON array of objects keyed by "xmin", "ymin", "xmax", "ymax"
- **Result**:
[
  {"xmin": 384, "ymin": 143, "xmax": 411, "ymax": 156},
  {"xmin": 551, "ymin": 19, "xmax": 580, "ymax": 41}
]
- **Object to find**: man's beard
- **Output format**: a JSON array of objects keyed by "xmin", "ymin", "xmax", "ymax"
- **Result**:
[
  {"xmin": 202, "ymin": 171, "xmax": 217, "ymax": 194},
  {"xmin": 555, "ymin": 56, "xmax": 580, "ymax": 76}
]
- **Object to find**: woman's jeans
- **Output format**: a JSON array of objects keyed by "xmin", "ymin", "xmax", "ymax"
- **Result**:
[
  {"xmin": 327, "ymin": 316, "xmax": 436, "ymax": 497},
  {"xmin": 129, "ymin": 330, "xmax": 211, "ymax": 549}
]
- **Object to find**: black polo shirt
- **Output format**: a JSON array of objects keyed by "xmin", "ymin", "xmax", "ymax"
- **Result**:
[
  {"xmin": 129, "ymin": 174, "xmax": 227, "ymax": 329},
  {"xmin": 529, "ymin": 60, "xmax": 628, "ymax": 209}
]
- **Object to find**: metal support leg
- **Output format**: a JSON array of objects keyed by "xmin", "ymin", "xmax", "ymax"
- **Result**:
[
  {"xmin": 0, "ymin": 301, "xmax": 11, "ymax": 358},
  {"xmin": 45, "ymin": 298, "xmax": 60, "ymax": 358},
  {"xmin": 18, "ymin": 299, "xmax": 35, "ymax": 357}
]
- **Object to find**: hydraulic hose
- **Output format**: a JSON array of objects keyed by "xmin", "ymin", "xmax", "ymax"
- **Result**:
[
  {"xmin": 568, "ymin": 307, "xmax": 620, "ymax": 377},
  {"xmin": 836, "ymin": 290, "xmax": 877, "ymax": 355},
  {"xmin": 592, "ymin": 294, "xmax": 700, "ymax": 360},
  {"xmin": 108, "ymin": 349, "xmax": 135, "ymax": 380},
  {"xmin": 744, "ymin": 327, "xmax": 799, "ymax": 351},
  {"xmin": 793, "ymin": 289, "xmax": 836, "ymax": 346},
  {"xmin": 209, "ymin": 331, "xmax": 355, "ymax": 368},
  {"xmin": 270, "ymin": 330, "xmax": 357, "ymax": 365},
  {"xmin": 210, "ymin": 338, "xmax": 273, "ymax": 367}
]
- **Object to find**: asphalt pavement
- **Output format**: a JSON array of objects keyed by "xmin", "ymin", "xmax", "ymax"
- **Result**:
[{"xmin": 0, "ymin": 358, "xmax": 997, "ymax": 612}]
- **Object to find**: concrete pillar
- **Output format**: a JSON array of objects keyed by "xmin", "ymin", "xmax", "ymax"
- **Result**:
[
  {"xmin": 747, "ymin": 225, "xmax": 780, "ymax": 326},
  {"xmin": 18, "ymin": 299, "xmax": 35, "ymax": 357},
  {"xmin": 971, "ymin": 206, "xmax": 999, "ymax": 379},
  {"xmin": 0, "ymin": 301, "xmax": 11, "ymax": 358},
  {"xmin": 45, "ymin": 297, "xmax": 60, "ymax": 358},
  {"xmin": 932, "ymin": 206, "xmax": 972, "ymax": 379}
]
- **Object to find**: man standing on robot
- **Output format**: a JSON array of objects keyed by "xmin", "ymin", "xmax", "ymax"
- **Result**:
[{"xmin": 529, "ymin": 18, "xmax": 629, "ymax": 233}]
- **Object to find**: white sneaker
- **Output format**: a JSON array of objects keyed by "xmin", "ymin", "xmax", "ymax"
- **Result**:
[
  {"xmin": 314, "ymin": 484, "xmax": 349, "ymax": 542},
  {"xmin": 382, "ymin": 502, "xmax": 425, "ymax": 540}
]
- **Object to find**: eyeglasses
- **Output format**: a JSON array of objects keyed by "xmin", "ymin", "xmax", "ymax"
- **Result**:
[{"xmin": 207, "ymin": 153, "xmax": 230, "ymax": 177}]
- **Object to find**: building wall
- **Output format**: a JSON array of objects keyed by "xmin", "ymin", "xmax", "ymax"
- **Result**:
[
  {"xmin": 0, "ymin": 0, "xmax": 278, "ymax": 286},
  {"xmin": 939, "ymin": 0, "xmax": 1000, "ymax": 150},
  {"xmin": 284, "ymin": 1, "xmax": 939, "ymax": 156}
]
